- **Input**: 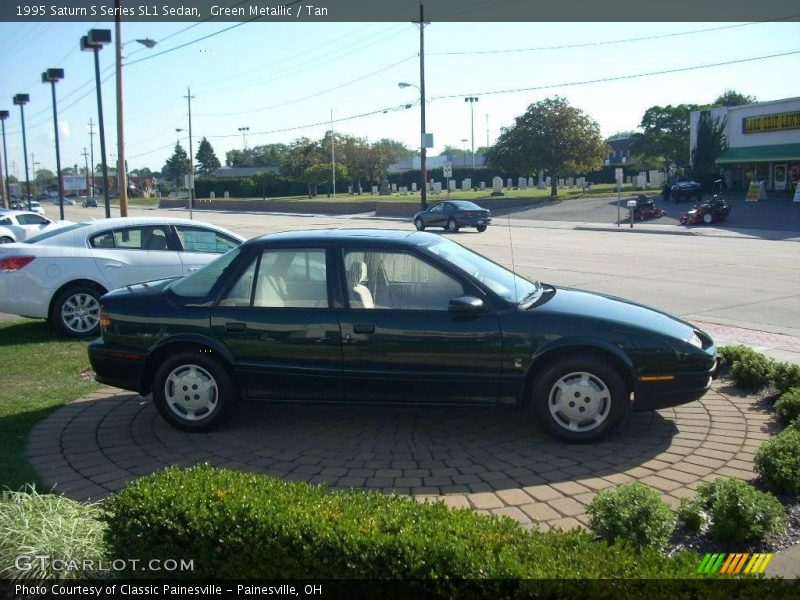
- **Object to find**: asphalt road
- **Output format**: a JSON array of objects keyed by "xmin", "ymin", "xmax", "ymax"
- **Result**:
[{"xmin": 4, "ymin": 202, "xmax": 799, "ymax": 340}]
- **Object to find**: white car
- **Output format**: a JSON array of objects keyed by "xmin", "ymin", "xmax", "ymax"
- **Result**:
[
  {"xmin": 0, "ymin": 217, "xmax": 244, "ymax": 337},
  {"xmin": 0, "ymin": 211, "xmax": 73, "ymax": 244}
]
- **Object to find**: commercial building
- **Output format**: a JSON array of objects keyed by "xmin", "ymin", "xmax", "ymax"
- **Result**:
[{"xmin": 690, "ymin": 97, "xmax": 800, "ymax": 193}]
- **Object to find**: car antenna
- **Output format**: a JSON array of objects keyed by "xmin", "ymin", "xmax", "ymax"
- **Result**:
[{"xmin": 506, "ymin": 209, "xmax": 518, "ymax": 303}]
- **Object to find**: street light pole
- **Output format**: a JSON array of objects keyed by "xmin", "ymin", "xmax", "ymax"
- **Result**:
[
  {"xmin": 43, "ymin": 68, "xmax": 65, "ymax": 220},
  {"xmin": 238, "ymin": 127, "xmax": 249, "ymax": 150},
  {"xmin": 81, "ymin": 29, "xmax": 112, "ymax": 218},
  {"xmin": 12, "ymin": 94, "xmax": 31, "ymax": 211},
  {"xmin": 464, "ymin": 97, "xmax": 478, "ymax": 168},
  {"xmin": 416, "ymin": 3, "xmax": 429, "ymax": 210},
  {"xmin": 88, "ymin": 118, "xmax": 95, "ymax": 200},
  {"xmin": 330, "ymin": 108, "xmax": 336, "ymax": 197},
  {"xmin": 185, "ymin": 87, "xmax": 195, "ymax": 220},
  {"xmin": 0, "ymin": 110, "xmax": 9, "ymax": 208}
]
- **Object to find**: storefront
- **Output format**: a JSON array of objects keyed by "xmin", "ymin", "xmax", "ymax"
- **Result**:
[{"xmin": 689, "ymin": 97, "xmax": 800, "ymax": 193}]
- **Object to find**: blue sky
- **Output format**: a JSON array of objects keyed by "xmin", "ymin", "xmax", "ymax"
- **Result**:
[{"xmin": 0, "ymin": 19, "xmax": 798, "ymax": 177}]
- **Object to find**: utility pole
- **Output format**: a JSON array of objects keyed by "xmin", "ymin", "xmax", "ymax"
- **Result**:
[
  {"xmin": 30, "ymin": 153, "xmax": 36, "ymax": 196},
  {"xmin": 330, "ymin": 108, "xmax": 336, "ymax": 197},
  {"xmin": 464, "ymin": 97, "xmax": 478, "ymax": 168},
  {"xmin": 82, "ymin": 148, "xmax": 89, "ymax": 195},
  {"xmin": 115, "ymin": 2, "xmax": 128, "ymax": 217},
  {"xmin": 185, "ymin": 87, "xmax": 194, "ymax": 220},
  {"xmin": 88, "ymin": 118, "xmax": 95, "ymax": 199},
  {"xmin": 413, "ymin": 2, "xmax": 429, "ymax": 210},
  {"xmin": 485, "ymin": 113, "xmax": 489, "ymax": 148}
]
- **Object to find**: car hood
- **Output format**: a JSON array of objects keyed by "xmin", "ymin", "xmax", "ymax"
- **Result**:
[
  {"xmin": 536, "ymin": 286, "xmax": 696, "ymax": 342},
  {"xmin": 103, "ymin": 277, "xmax": 179, "ymax": 299}
]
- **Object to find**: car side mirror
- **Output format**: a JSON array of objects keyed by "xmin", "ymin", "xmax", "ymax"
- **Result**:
[{"xmin": 449, "ymin": 295, "xmax": 484, "ymax": 313}]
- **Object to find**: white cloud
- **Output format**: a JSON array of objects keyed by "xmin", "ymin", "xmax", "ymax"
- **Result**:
[{"xmin": 59, "ymin": 120, "xmax": 71, "ymax": 138}]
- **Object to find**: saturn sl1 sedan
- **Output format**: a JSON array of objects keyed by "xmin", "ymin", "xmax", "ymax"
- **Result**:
[{"xmin": 88, "ymin": 229, "xmax": 717, "ymax": 443}]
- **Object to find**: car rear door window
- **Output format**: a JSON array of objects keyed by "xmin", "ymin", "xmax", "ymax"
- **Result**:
[{"xmin": 174, "ymin": 225, "xmax": 240, "ymax": 254}]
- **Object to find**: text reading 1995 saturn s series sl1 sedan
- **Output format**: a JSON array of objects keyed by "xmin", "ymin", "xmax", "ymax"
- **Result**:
[{"xmin": 88, "ymin": 229, "xmax": 717, "ymax": 443}]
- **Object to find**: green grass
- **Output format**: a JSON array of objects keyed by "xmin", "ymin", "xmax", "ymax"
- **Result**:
[{"xmin": 0, "ymin": 320, "xmax": 100, "ymax": 491}]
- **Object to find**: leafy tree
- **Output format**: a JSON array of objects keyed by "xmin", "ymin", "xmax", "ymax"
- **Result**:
[
  {"xmin": 713, "ymin": 89, "xmax": 756, "ymax": 107},
  {"xmin": 34, "ymin": 169, "xmax": 56, "ymax": 187},
  {"xmin": 485, "ymin": 96, "xmax": 607, "ymax": 197},
  {"xmin": 225, "ymin": 148, "xmax": 254, "ymax": 168},
  {"xmin": 303, "ymin": 163, "xmax": 350, "ymax": 197},
  {"xmin": 195, "ymin": 137, "xmax": 221, "ymax": 177},
  {"xmin": 252, "ymin": 143, "xmax": 289, "ymax": 167},
  {"xmin": 629, "ymin": 104, "xmax": 698, "ymax": 167},
  {"xmin": 627, "ymin": 154, "xmax": 664, "ymax": 172},
  {"xmin": 606, "ymin": 130, "xmax": 637, "ymax": 140},
  {"xmin": 373, "ymin": 138, "xmax": 414, "ymax": 162},
  {"xmin": 162, "ymin": 142, "xmax": 190, "ymax": 187},
  {"xmin": 279, "ymin": 138, "xmax": 325, "ymax": 196},
  {"xmin": 691, "ymin": 110, "xmax": 727, "ymax": 191}
]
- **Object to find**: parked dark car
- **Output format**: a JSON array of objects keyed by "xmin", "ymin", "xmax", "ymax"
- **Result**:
[
  {"xmin": 89, "ymin": 229, "xmax": 717, "ymax": 443},
  {"xmin": 82, "ymin": 197, "xmax": 98, "ymax": 208},
  {"xmin": 664, "ymin": 181, "xmax": 702, "ymax": 203},
  {"xmin": 413, "ymin": 200, "xmax": 492, "ymax": 232}
]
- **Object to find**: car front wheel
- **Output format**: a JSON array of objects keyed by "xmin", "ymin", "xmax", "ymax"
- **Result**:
[
  {"xmin": 153, "ymin": 352, "xmax": 237, "ymax": 432},
  {"xmin": 51, "ymin": 285, "xmax": 102, "ymax": 338},
  {"xmin": 476, "ymin": 224, "xmax": 487, "ymax": 232},
  {"xmin": 532, "ymin": 354, "xmax": 629, "ymax": 443},
  {"xmin": 702, "ymin": 213, "xmax": 713, "ymax": 224},
  {"xmin": 446, "ymin": 218, "xmax": 459, "ymax": 232}
]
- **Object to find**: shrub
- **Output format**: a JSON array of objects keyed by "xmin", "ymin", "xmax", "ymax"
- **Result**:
[
  {"xmin": 694, "ymin": 478, "xmax": 785, "ymax": 542},
  {"xmin": 774, "ymin": 389, "xmax": 800, "ymax": 425},
  {"xmin": 676, "ymin": 496, "xmax": 706, "ymax": 531},
  {"xmin": 0, "ymin": 487, "xmax": 107, "ymax": 580},
  {"xmin": 717, "ymin": 344, "xmax": 758, "ymax": 367},
  {"xmin": 729, "ymin": 352, "xmax": 773, "ymax": 388},
  {"xmin": 755, "ymin": 428, "xmax": 800, "ymax": 496},
  {"xmin": 771, "ymin": 362, "xmax": 800, "ymax": 395},
  {"xmin": 586, "ymin": 482, "xmax": 674, "ymax": 551},
  {"xmin": 104, "ymin": 465, "xmax": 697, "ymax": 580}
]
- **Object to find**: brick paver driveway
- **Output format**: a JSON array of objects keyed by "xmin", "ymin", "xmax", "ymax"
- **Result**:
[{"xmin": 27, "ymin": 381, "xmax": 776, "ymax": 531}]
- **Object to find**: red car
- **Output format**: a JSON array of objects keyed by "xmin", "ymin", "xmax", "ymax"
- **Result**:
[{"xmin": 633, "ymin": 197, "xmax": 666, "ymax": 220}]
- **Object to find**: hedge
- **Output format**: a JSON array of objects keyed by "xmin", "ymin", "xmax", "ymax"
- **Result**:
[{"xmin": 103, "ymin": 465, "xmax": 698, "ymax": 580}]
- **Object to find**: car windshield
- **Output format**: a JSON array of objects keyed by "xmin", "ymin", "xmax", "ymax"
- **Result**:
[
  {"xmin": 423, "ymin": 236, "xmax": 540, "ymax": 306},
  {"xmin": 25, "ymin": 222, "xmax": 89, "ymax": 243},
  {"xmin": 168, "ymin": 247, "xmax": 242, "ymax": 299}
]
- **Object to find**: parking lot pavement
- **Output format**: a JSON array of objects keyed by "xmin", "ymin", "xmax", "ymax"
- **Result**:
[{"xmin": 27, "ymin": 380, "xmax": 775, "ymax": 534}]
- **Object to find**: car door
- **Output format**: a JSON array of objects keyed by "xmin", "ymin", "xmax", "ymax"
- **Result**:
[
  {"xmin": 337, "ymin": 247, "xmax": 503, "ymax": 404},
  {"xmin": 88, "ymin": 225, "xmax": 182, "ymax": 290},
  {"xmin": 172, "ymin": 224, "xmax": 242, "ymax": 275},
  {"xmin": 425, "ymin": 203, "xmax": 445, "ymax": 227},
  {"xmin": 210, "ymin": 246, "xmax": 343, "ymax": 402}
]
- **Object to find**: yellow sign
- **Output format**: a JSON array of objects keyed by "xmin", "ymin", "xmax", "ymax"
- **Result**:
[
  {"xmin": 742, "ymin": 111, "xmax": 800, "ymax": 134},
  {"xmin": 746, "ymin": 181, "xmax": 765, "ymax": 202}
]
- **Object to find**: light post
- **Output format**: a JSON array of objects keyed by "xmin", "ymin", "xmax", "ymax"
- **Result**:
[
  {"xmin": 81, "ymin": 28, "xmax": 112, "ymax": 218},
  {"xmin": 464, "ymin": 97, "xmax": 478, "ymax": 168},
  {"xmin": 238, "ymin": 127, "xmax": 249, "ymax": 150},
  {"xmin": 42, "ymin": 68, "xmax": 65, "ymax": 220},
  {"xmin": 0, "ymin": 110, "xmax": 9, "ymax": 208},
  {"xmin": 12, "ymin": 94, "xmax": 31, "ymax": 211},
  {"xmin": 176, "ymin": 87, "xmax": 195, "ymax": 220},
  {"xmin": 399, "ymin": 81, "xmax": 428, "ymax": 210},
  {"xmin": 461, "ymin": 138, "xmax": 468, "ymax": 166}
]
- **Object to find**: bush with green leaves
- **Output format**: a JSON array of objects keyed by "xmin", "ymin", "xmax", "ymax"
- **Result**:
[
  {"xmin": 774, "ymin": 389, "xmax": 800, "ymax": 425},
  {"xmin": 717, "ymin": 344, "xmax": 758, "ymax": 367},
  {"xmin": 104, "ymin": 465, "xmax": 698, "ymax": 580},
  {"xmin": 692, "ymin": 478, "xmax": 785, "ymax": 542},
  {"xmin": 755, "ymin": 428, "xmax": 800, "ymax": 496},
  {"xmin": 586, "ymin": 482, "xmax": 675, "ymax": 551},
  {"xmin": 729, "ymin": 352, "xmax": 774, "ymax": 388},
  {"xmin": 0, "ymin": 487, "xmax": 107, "ymax": 580},
  {"xmin": 676, "ymin": 496, "xmax": 706, "ymax": 531},
  {"xmin": 771, "ymin": 362, "xmax": 800, "ymax": 395}
]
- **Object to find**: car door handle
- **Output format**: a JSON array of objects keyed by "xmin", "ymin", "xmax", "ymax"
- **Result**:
[
  {"xmin": 353, "ymin": 323, "xmax": 375, "ymax": 334},
  {"xmin": 225, "ymin": 322, "xmax": 247, "ymax": 333}
]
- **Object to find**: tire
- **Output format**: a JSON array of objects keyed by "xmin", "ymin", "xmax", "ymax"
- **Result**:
[
  {"xmin": 446, "ymin": 218, "xmax": 459, "ymax": 232},
  {"xmin": 531, "ymin": 354, "xmax": 629, "ymax": 443},
  {"xmin": 476, "ymin": 225, "xmax": 487, "ymax": 232},
  {"xmin": 702, "ymin": 212, "xmax": 713, "ymax": 224},
  {"xmin": 0, "ymin": 236, "xmax": 13, "ymax": 244},
  {"xmin": 51, "ymin": 285, "xmax": 103, "ymax": 338},
  {"xmin": 414, "ymin": 217, "xmax": 425, "ymax": 231},
  {"xmin": 152, "ymin": 352, "xmax": 237, "ymax": 432}
]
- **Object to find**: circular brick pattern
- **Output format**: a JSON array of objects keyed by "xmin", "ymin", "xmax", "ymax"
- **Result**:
[{"xmin": 27, "ymin": 382, "xmax": 777, "ymax": 531}]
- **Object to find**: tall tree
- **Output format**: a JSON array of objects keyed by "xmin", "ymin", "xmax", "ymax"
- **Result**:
[
  {"xmin": 373, "ymin": 138, "xmax": 414, "ymax": 162},
  {"xmin": 713, "ymin": 89, "xmax": 756, "ymax": 107},
  {"xmin": 195, "ymin": 137, "xmax": 221, "ymax": 177},
  {"xmin": 279, "ymin": 138, "xmax": 325, "ymax": 195},
  {"xmin": 162, "ymin": 142, "xmax": 190, "ymax": 187},
  {"xmin": 252, "ymin": 143, "xmax": 289, "ymax": 167},
  {"xmin": 691, "ymin": 111, "xmax": 727, "ymax": 191},
  {"xmin": 303, "ymin": 163, "xmax": 349, "ymax": 197},
  {"xmin": 629, "ymin": 104, "xmax": 698, "ymax": 168},
  {"xmin": 485, "ymin": 97, "xmax": 607, "ymax": 197},
  {"xmin": 606, "ymin": 130, "xmax": 637, "ymax": 140}
]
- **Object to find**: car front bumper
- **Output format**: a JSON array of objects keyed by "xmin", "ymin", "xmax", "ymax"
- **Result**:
[
  {"xmin": 88, "ymin": 338, "xmax": 146, "ymax": 393},
  {"xmin": 633, "ymin": 361, "xmax": 717, "ymax": 411}
]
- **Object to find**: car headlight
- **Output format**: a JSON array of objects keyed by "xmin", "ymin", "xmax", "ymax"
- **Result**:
[{"xmin": 686, "ymin": 331, "xmax": 703, "ymax": 349}]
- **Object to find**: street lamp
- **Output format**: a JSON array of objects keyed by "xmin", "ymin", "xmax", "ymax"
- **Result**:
[
  {"xmin": 12, "ymin": 94, "xmax": 31, "ymax": 211},
  {"xmin": 399, "ymin": 81, "xmax": 429, "ymax": 210},
  {"xmin": 81, "ymin": 28, "xmax": 112, "ymax": 218},
  {"xmin": 176, "ymin": 88, "xmax": 195, "ymax": 220},
  {"xmin": 238, "ymin": 127, "xmax": 250, "ymax": 150},
  {"xmin": 0, "ymin": 110, "xmax": 9, "ymax": 208},
  {"xmin": 461, "ymin": 138, "xmax": 468, "ymax": 166},
  {"xmin": 464, "ymin": 97, "xmax": 478, "ymax": 168},
  {"xmin": 42, "ymin": 68, "xmax": 65, "ymax": 220}
]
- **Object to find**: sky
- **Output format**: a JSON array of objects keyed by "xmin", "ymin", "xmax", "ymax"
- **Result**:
[{"xmin": 0, "ymin": 15, "xmax": 799, "ymax": 179}]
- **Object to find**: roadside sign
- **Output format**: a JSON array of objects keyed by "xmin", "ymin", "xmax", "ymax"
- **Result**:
[
  {"xmin": 793, "ymin": 184, "xmax": 800, "ymax": 203},
  {"xmin": 62, "ymin": 175, "xmax": 86, "ymax": 191},
  {"xmin": 746, "ymin": 181, "xmax": 767, "ymax": 202},
  {"xmin": 615, "ymin": 167, "xmax": 623, "ymax": 184},
  {"xmin": 443, "ymin": 162, "xmax": 453, "ymax": 178}
]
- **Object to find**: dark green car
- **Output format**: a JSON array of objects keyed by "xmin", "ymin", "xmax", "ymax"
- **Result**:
[{"xmin": 89, "ymin": 229, "xmax": 717, "ymax": 443}]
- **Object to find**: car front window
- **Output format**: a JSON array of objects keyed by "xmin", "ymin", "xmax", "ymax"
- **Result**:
[
  {"xmin": 423, "ymin": 236, "xmax": 539, "ymax": 305},
  {"xmin": 169, "ymin": 247, "xmax": 242, "ymax": 299}
]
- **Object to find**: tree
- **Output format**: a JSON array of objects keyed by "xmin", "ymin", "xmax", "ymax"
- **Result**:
[
  {"xmin": 162, "ymin": 142, "xmax": 190, "ymax": 187},
  {"xmin": 606, "ymin": 130, "xmax": 637, "ymax": 140},
  {"xmin": 373, "ymin": 138, "xmax": 414, "ymax": 162},
  {"xmin": 195, "ymin": 137, "xmax": 221, "ymax": 177},
  {"xmin": 629, "ymin": 104, "xmax": 699, "ymax": 168},
  {"xmin": 279, "ymin": 138, "xmax": 325, "ymax": 195},
  {"xmin": 485, "ymin": 97, "xmax": 607, "ymax": 197},
  {"xmin": 713, "ymin": 89, "xmax": 756, "ymax": 107},
  {"xmin": 252, "ymin": 143, "xmax": 289, "ymax": 167},
  {"xmin": 303, "ymin": 163, "xmax": 350, "ymax": 197},
  {"xmin": 691, "ymin": 110, "xmax": 727, "ymax": 191}
]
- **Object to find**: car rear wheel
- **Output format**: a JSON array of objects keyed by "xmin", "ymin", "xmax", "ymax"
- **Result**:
[
  {"xmin": 476, "ymin": 225, "xmax": 487, "ymax": 232},
  {"xmin": 532, "ymin": 354, "xmax": 629, "ymax": 443},
  {"xmin": 0, "ymin": 236, "xmax": 13, "ymax": 244},
  {"xmin": 51, "ymin": 285, "xmax": 102, "ymax": 338},
  {"xmin": 446, "ymin": 218, "xmax": 459, "ymax": 232},
  {"xmin": 153, "ymin": 352, "xmax": 237, "ymax": 432},
  {"xmin": 702, "ymin": 213, "xmax": 713, "ymax": 224},
  {"xmin": 414, "ymin": 217, "xmax": 425, "ymax": 231}
]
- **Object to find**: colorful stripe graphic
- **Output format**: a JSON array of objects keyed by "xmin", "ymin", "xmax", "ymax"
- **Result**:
[{"xmin": 697, "ymin": 553, "xmax": 772, "ymax": 574}]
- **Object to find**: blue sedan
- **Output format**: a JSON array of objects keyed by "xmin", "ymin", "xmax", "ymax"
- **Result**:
[{"xmin": 413, "ymin": 200, "xmax": 492, "ymax": 233}]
